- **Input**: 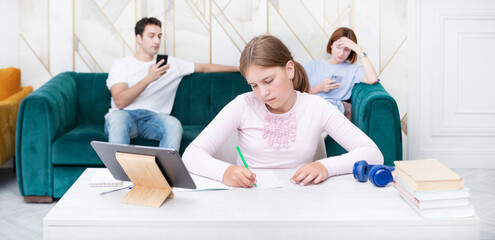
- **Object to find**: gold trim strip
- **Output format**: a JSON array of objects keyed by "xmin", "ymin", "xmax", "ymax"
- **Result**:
[
  {"xmin": 20, "ymin": 33, "xmax": 53, "ymax": 77},
  {"xmin": 378, "ymin": 37, "xmax": 407, "ymax": 77},
  {"xmin": 185, "ymin": 0, "xmax": 209, "ymax": 31},
  {"xmin": 101, "ymin": 0, "xmax": 110, "ymax": 9},
  {"xmin": 297, "ymin": 0, "xmax": 329, "ymax": 39},
  {"xmin": 212, "ymin": 0, "xmax": 247, "ymax": 44},
  {"xmin": 112, "ymin": 0, "xmax": 132, "ymax": 24},
  {"xmin": 90, "ymin": 0, "xmax": 135, "ymax": 52},
  {"xmin": 325, "ymin": 17, "xmax": 336, "ymax": 30},
  {"xmin": 204, "ymin": 0, "xmax": 207, "ymax": 19},
  {"xmin": 211, "ymin": 14, "xmax": 242, "ymax": 52},
  {"xmin": 269, "ymin": 2, "xmax": 315, "ymax": 59},
  {"xmin": 74, "ymin": 34, "xmax": 105, "ymax": 72},
  {"xmin": 75, "ymin": 49, "xmax": 94, "ymax": 72},
  {"xmin": 332, "ymin": 5, "xmax": 351, "ymax": 27},
  {"xmin": 222, "ymin": 0, "xmax": 232, "ymax": 12}
]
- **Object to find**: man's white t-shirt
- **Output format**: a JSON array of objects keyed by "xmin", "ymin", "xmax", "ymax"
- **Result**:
[{"xmin": 106, "ymin": 55, "xmax": 195, "ymax": 117}]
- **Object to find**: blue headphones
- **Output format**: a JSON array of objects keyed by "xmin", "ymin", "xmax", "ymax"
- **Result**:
[{"xmin": 353, "ymin": 160, "xmax": 395, "ymax": 187}]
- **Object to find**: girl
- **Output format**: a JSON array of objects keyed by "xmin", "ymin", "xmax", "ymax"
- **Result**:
[
  {"xmin": 182, "ymin": 35, "xmax": 383, "ymax": 188},
  {"xmin": 306, "ymin": 27, "xmax": 378, "ymax": 120}
]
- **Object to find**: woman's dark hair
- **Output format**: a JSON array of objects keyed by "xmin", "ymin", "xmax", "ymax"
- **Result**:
[
  {"xmin": 134, "ymin": 17, "xmax": 162, "ymax": 36},
  {"xmin": 240, "ymin": 35, "xmax": 309, "ymax": 93},
  {"xmin": 326, "ymin": 27, "xmax": 358, "ymax": 64}
]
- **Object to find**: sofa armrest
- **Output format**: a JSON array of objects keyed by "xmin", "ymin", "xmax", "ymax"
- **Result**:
[
  {"xmin": 0, "ymin": 86, "xmax": 33, "ymax": 166},
  {"xmin": 350, "ymin": 83, "xmax": 402, "ymax": 166},
  {"xmin": 16, "ymin": 72, "xmax": 78, "ymax": 196}
]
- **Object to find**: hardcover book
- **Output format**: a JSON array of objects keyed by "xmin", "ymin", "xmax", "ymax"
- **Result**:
[
  {"xmin": 394, "ymin": 175, "xmax": 470, "ymax": 201},
  {"xmin": 393, "ymin": 159, "xmax": 463, "ymax": 191},
  {"xmin": 400, "ymin": 194, "xmax": 475, "ymax": 219},
  {"xmin": 394, "ymin": 178, "xmax": 470, "ymax": 209}
]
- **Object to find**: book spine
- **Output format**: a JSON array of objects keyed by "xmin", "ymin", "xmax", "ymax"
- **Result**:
[
  {"xmin": 393, "ymin": 181, "xmax": 420, "ymax": 208},
  {"xmin": 395, "ymin": 176, "xmax": 470, "ymax": 200},
  {"xmin": 394, "ymin": 167, "xmax": 419, "ymax": 190}
]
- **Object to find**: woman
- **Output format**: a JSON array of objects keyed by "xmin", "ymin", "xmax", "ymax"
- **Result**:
[
  {"xmin": 182, "ymin": 35, "xmax": 383, "ymax": 188},
  {"xmin": 306, "ymin": 27, "xmax": 378, "ymax": 120}
]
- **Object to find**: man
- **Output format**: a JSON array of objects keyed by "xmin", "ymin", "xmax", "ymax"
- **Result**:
[{"xmin": 105, "ymin": 17, "xmax": 238, "ymax": 150}]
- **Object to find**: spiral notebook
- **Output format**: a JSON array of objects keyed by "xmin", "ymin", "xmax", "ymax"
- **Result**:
[{"xmin": 89, "ymin": 168, "xmax": 124, "ymax": 187}]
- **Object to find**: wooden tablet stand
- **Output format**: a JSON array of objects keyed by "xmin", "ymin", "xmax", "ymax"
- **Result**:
[{"xmin": 115, "ymin": 152, "xmax": 174, "ymax": 208}]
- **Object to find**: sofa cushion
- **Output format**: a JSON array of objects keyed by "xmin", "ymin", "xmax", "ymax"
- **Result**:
[{"xmin": 52, "ymin": 124, "xmax": 107, "ymax": 165}]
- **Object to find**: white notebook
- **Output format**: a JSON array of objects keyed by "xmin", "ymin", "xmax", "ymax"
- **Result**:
[
  {"xmin": 175, "ymin": 170, "xmax": 283, "ymax": 191},
  {"xmin": 89, "ymin": 168, "xmax": 124, "ymax": 187}
]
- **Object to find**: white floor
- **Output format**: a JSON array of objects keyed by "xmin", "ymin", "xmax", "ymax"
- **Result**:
[{"xmin": 0, "ymin": 168, "xmax": 494, "ymax": 240}]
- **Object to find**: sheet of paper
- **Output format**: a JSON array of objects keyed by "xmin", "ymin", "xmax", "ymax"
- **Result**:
[{"xmin": 175, "ymin": 170, "xmax": 283, "ymax": 191}]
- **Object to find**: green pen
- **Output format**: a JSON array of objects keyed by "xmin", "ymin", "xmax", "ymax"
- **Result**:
[{"xmin": 236, "ymin": 146, "xmax": 257, "ymax": 187}]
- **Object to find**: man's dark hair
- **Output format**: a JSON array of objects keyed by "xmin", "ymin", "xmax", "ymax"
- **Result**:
[{"xmin": 134, "ymin": 17, "xmax": 162, "ymax": 36}]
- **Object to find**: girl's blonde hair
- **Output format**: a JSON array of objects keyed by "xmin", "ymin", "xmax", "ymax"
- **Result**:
[{"xmin": 240, "ymin": 35, "xmax": 309, "ymax": 93}]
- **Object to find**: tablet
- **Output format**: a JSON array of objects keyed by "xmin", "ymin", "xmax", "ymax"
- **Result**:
[{"xmin": 90, "ymin": 141, "xmax": 196, "ymax": 189}]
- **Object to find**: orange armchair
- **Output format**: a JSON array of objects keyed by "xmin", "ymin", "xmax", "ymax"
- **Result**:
[{"xmin": 0, "ymin": 67, "xmax": 33, "ymax": 166}]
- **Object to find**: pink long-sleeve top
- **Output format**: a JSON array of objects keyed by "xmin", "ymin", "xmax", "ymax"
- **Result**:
[{"xmin": 182, "ymin": 91, "xmax": 384, "ymax": 182}]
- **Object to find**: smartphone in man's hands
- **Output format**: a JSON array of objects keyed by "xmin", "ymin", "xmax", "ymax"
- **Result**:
[{"xmin": 156, "ymin": 54, "xmax": 168, "ymax": 68}]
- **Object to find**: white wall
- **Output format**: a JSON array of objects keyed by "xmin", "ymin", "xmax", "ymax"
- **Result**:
[
  {"xmin": 408, "ymin": 0, "xmax": 495, "ymax": 168},
  {"xmin": 0, "ymin": 0, "xmax": 19, "ymax": 68}
]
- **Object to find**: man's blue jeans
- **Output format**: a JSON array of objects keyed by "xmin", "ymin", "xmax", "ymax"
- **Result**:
[{"xmin": 104, "ymin": 109, "xmax": 183, "ymax": 150}]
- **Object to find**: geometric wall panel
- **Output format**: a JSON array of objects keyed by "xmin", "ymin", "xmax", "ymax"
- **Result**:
[
  {"xmin": 380, "ymin": 0, "xmax": 407, "ymax": 73},
  {"xmin": 19, "ymin": 0, "xmax": 49, "ymax": 72},
  {"xmin": 75, "ymin": 0, "xmax": 127, "ymax": 72}
]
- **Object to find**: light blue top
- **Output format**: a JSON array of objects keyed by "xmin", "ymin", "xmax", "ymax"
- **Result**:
[{"xmin": 305, "ymin": 60, "xmax": 365, "ymax": 113}]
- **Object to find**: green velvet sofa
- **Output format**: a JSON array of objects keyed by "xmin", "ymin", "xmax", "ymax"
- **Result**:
[{"xmin": 16, "ymin": 72, "xmax": 402, "ymax": 202}]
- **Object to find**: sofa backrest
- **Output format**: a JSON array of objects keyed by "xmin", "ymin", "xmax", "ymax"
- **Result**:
[
  {"xmin": 73, "ymin": 72, "xmax": 251, "ymax": 126},
  {"xmin": 75, "ymin": 73, "xmax": 111, "ymax": 125},
  {"xmin": 172, "ymin": 72, "xmax": 251, "ymax": 125}
]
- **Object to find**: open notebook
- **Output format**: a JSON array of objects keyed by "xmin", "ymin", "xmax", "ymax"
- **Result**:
[
  {"xmin": 175, "ymin": 170, "xmax": 283, "ymax": 191},
  {"xmin": 89, "ymin": 168, "xmax": 124, "ymax": 187}
]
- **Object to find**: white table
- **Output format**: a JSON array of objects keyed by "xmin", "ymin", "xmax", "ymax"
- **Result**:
[{"xmin": 43, "ymin": 168, "xmax": 480, "ymax": 240}]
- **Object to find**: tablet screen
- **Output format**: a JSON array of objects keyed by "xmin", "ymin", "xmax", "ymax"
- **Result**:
[{"xmin": 90, "ymin": 141, "xmax": 196, "ymax": 189}]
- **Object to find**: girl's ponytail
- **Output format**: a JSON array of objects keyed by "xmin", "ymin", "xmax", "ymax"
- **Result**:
[{"xmin": 292, "ymin": 61, "xmax": 309, "ymax": 93}]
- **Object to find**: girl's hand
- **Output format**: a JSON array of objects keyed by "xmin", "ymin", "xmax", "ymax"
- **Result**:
[
  {"xmin": 291, "ymin": 162, "xmax": 329, "ymax": 186},
  {"xmin": 318, "ymin": 78, "xmax": 341, "ymax": 92},
  {"xmin": 223, "ymin": 165, "xmax": 257, "ymax": 188},
  {"xmin": 335, "ymin": 37, "xmax": 362, "ymax": 55}
]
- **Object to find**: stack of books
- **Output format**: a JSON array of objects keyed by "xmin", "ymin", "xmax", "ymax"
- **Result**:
[{"xmin": 393, "ymin": 159, "xmax": 475, "ymax": 219}]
